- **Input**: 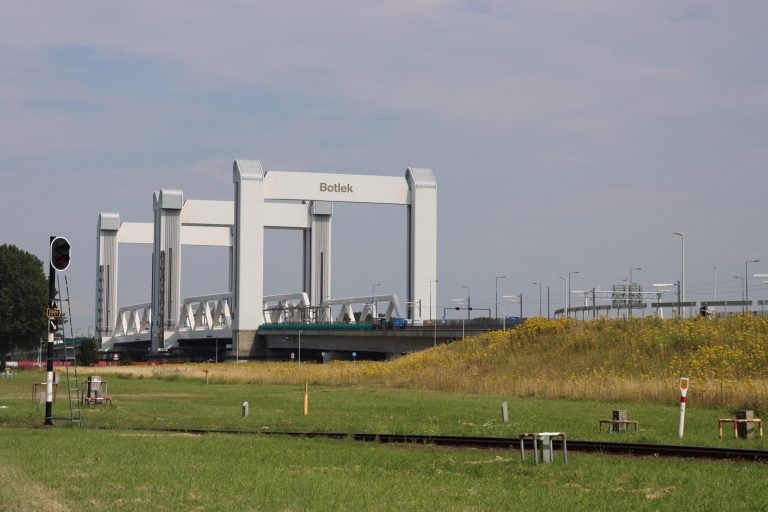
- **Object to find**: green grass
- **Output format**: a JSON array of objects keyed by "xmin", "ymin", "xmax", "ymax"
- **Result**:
[
  {"xmin": 2, "ymin": 428, "xmax": 768, "ymax": 511},
  {"xmin": 2, "ymin": 370, "xmax": 767, "ymax": 449},
  {"xmin": 3, "ymin": 371, "xmax": 768, "ymax": 510},
  {"xmin": 6, "ymin": 316, "xmax": 768, "ymax": 510}
]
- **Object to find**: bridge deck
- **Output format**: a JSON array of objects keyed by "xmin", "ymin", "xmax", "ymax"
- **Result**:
[{"xmin": 102, "ymin": 323, "xmax": 512, "ymax": 360}]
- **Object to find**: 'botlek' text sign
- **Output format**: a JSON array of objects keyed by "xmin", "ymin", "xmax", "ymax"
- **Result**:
[{"xmin": 263, "ymin": 171, "xmax": 410, "ymax": 205}]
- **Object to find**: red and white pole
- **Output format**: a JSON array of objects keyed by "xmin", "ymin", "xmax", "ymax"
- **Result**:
[
  {"xmin": 45, "ymin": 238, "xmax": 56, "ymax": 426},
  {"xmin": 678, "ymin": 377, "xmax": 689, "ymax": 438}
]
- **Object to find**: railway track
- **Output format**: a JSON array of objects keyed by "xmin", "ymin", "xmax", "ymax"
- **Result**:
[{"xmin": 86, "ymin": 426, "xmax": 768, "ymax": 462}]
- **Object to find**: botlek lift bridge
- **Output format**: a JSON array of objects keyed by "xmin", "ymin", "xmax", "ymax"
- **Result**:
[{"xmin": 96, "ymin": 160, "xmax": 436, "ymax": 358}]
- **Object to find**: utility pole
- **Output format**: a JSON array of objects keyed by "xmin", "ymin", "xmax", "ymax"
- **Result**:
[
  {"xmin": 532, "ymin": 282, "xmax": 542, "ymax": 316},
  {"xmin": 746, "ymin": 259, "xmax": 760, "ymax": 314},
  {"xmin": 547, "ymin": 286, "xmax": 550, "ymax": 319},
  {"xmin": 592, "ymin": 288, "xmax": 597, "ymax": 319},
  {"xmin": 673, "ymin": 232, "xmax": 685, "ymax": 317}
]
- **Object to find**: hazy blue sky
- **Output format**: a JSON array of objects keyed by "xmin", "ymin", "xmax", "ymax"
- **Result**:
[{"xmin": 1, "ymin": 1, "xmax": 767, "ymax": 331}]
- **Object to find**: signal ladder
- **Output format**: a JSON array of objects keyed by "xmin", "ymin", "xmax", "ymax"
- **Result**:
[{"xmin": 53, "ymin": 275, "xmax": 81, "ymax": 424}]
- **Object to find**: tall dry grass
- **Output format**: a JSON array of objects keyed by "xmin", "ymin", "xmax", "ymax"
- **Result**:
[{"xmin": 85, "ymin": 315, "xmax": 768, "ymax": 409}]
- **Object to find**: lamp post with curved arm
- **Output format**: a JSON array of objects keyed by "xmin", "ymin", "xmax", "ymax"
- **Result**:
[
  {"xmin": 746, "ymin": 259, "xmax": 760, "ymax": 313},
  {"xmin": 532, "ymin": 282, "xmax": 542, "ymax": 316},
  {"xmin": 461, "ymin": 285, "xmax": 471, "ymax": 321},
  {"xmin": 673, "ymin": 232, "xmax": 685, "ymax": 316},
  {"xmin": 567, "ymin": 271, "xmax": 580, "ymax": 317}
]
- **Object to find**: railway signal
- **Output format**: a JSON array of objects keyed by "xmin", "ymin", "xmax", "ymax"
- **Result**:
[
  {"xmin": 50, "ymin": 236, "xmax": 71, "ymax": 271},
  {"xmin": 45, "ymin": 235, "xmax": 72, "ymax": 425}
]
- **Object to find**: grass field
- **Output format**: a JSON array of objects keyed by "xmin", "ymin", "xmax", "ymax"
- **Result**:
[
  {"xmin": 2, "ymin": 427, "xmax": 768, "ymax": 512},
  {"xmin": 3, "ymin": 317, "xmax": 768, "ymax": 510},
  {"xmin": 2, "ymin": 374, "xmax": 768, "ymax": 511},
  {"xmin": 1, "ymin": 370, "xmax": 767, "ymax": 448}
]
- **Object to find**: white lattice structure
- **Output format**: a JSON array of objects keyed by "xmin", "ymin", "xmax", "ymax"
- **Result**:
[
  {"xmin": 178, "ymin": 293, "xmax": 233, "ymax": 333},
  {"xmin": 262, "ymin": 293, "xmax": 312, "ymax": 324},
  {"xmin": 317, "ymin": 295, "xmax": 404, "ymax": 324},
  {"xmin": 114, "ymin": 302, "xmax": 152, "ymax": 338}
]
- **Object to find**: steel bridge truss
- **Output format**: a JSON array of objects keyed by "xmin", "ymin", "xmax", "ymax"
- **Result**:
[{"xmin": 102, "ymin": 292, "xmax": 405, "ymax": 351}]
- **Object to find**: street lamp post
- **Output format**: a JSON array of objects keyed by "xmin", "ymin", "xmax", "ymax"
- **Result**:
[
  {"xmin": 532, "ymin": 282, "xmax": 542, "ymax": 316},
  {"xmin": 746, "ymin": 259, "xmax": 760, "ymax": 313},
  {"xmin": 495, "ymin": 275, "xmax": 506, "ymax": 321},
  {"xmin": 567, "ymin": 271, "xmax": 580, "ymax": 317},
  {"xmin": 628, "ymin": 267, "xmax": 642, "ymax": 317},
  {"xmin": 502, "ymin": 295, "xmax": 520, "ymax": 331},
  {"xmin": 559, "ymin": 276, "xmax": 566, "ymax": 317},
  {"xmin": 430, "ymin": 279, "xmax": 439, "ymax": 348},
  {"xmin": 673, "ymin": 232, "xmax": 685, "ymax": 316},
  {"xmin": 734, "ymin": 275, "xmax": 745, "ymax": 312},
  {"xmin": 429, "ymin": 279, "xmax": 439, "ymax": 322},
  {"xmin": 452, "ymin": 298, "xmax": 467, "ymax": 338},
  {"xmin": 461, "ymin": 285, "xmax": 471, "ymax": 321}
]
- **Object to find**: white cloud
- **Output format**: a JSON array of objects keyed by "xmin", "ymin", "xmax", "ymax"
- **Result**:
[{"xmin": 1, "ymin": 0, "xmax": 768, "ymax": 326}]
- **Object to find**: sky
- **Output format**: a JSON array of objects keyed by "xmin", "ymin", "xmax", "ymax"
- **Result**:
[{"xmin": 1, "ymin": 1, "xmax": 767, "ymax": 333}]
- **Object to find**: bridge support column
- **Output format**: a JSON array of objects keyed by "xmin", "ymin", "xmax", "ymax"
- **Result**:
[
  {"xmin": 232, "ymin": 160, "xmax": 265, "ymax": 357},
  {"xmin": 151, "ymin": 189, "xmax": 183, "ymax": 354},
  {"xmin": 95, "ymin": 213, "xmax": 120, "ymax": 344},
  {"xmin": 406, "ymin": 168, "xmax": 437, "ymax": 321},
  {"xmin": 303, "ymin": 201, "xmax": 332, "ymax": 309}
]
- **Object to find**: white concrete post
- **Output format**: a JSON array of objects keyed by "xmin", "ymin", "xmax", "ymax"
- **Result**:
[
  {"xmin": 303, "ymin": 201, "xmax": 333, "ymax": 309},
  {"xmin": 95, "ymin": 212, "xmax": 120, "ymax": 343},
  {"xmin": 150, "ymin": 189, "xmax": 183, "ymax": 353},
  {"xmin": 232, "ymin": 160, "xmax": 265, "ymax": 357},
  {"xmin": 406, "ymin": 168, "xmax": 437, "ymax": 321}
]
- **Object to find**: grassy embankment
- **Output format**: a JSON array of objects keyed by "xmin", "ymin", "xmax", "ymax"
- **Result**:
[{"xmin": 89, "ymin": 315, "xmax": 768, "ymax": 409}]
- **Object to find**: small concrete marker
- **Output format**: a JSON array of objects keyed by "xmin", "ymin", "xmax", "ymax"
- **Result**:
[
  {"xmin": 736, "ymin": 410, "xmax": 755, "ymax": 439},
  {"xmin": 242, "ymin": 401, "xmax": 249, "ymax": 417},
  {"xmin": 501, "ymin": 401, "xmax": 509, "ymax": 422},
  {"xmin": 612, "ymin": 410, "xmax": 627, "ymax": 433}
]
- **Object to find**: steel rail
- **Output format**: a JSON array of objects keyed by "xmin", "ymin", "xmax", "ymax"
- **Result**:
[{"xmin": 82, "ymin": 426, "xmax": 768, "ymax": 462}]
